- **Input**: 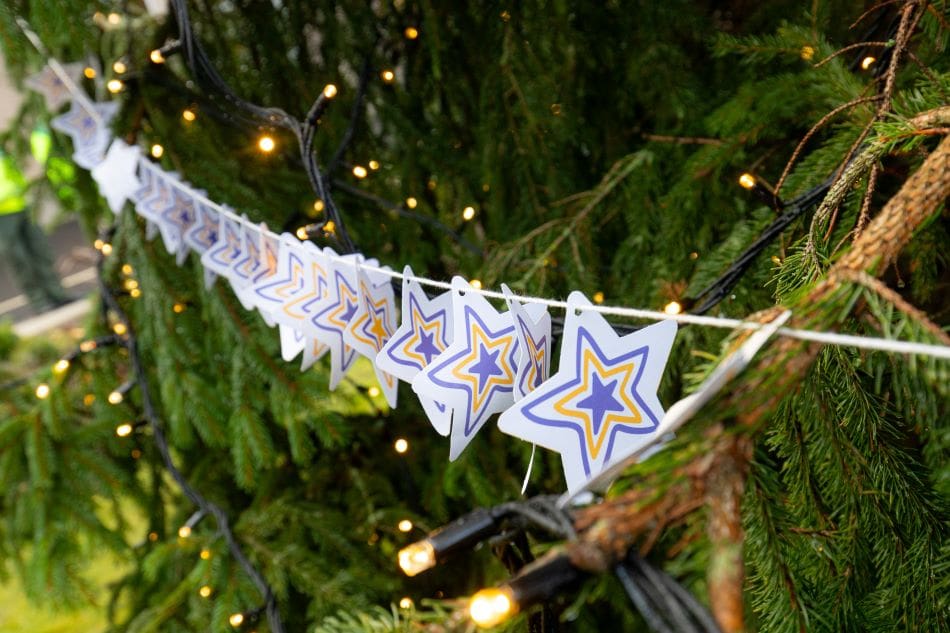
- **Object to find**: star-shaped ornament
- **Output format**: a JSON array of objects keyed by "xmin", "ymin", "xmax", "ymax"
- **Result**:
[
  {"xmin": 200, "ymin": 213, "xmax": 244, "ymax": 287},
  {"xmin": 413, "ymin": 277, "xmax": 521, "ymax": 460},
  {"xmin": 501, "ymin": 284, "xmax": 552, "ymax": 401},
  {"xmin": 156, "ymin": 184, "xmax": 198, "ymax": 261},
  {"xmin": 91, "ymin": 139, "xmax": 141, "ymax": 214},
  {"xmin": 230, "ymin": 222, "xmax": 269, "ymax": 307},
  {"xmin": 184, "ymin": 201, "xmax": 221, "ymax": 289},
  {"xmin": 25, "ymin": 63, "xmax": 84, "ymax": 111},
  {"xmin": 376, "ymin": 266, "xmax": 454, "ymax": 435},
  {"xmin": 51, "ymin": 100, "xmax": 118, "ymax": 168},
  {"xmin": 310, "ymin": 250, "xmax": 371, "ymax": 389},
  {"xmin": 237, "ymin": 229, "xmax": 280, "ymax": 327},
  {"xmin": 343, "ymin": 264, "xmax": 399, "ymax": 407},
  {"xmin": 134, "ymin": 167, "xmax": 176, "ymax": 230},
  {"xmin": 498, "ymin": 292, "xmax": 677, "ymax": 494}
]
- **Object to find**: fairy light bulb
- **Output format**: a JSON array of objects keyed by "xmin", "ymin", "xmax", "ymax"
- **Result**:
[
  {"xmin": 107, "ymin": 12, "xmax": 121, "ymax": 24},
  {"xmin": 352, "ymin": 165, "xmax": 368, "ymax": 179},
  {"xmin": 148, "ymin": 531, "xmax": 158, "ymax": 542},
  {"xmin": 200, "ymin": 548, "xmax": 212, "ymax": 560},
  {"xmin": 313, "ymin": 199, "xmax": 325, "ymax": 213},
  {"xmin": 107, "ymin": 79, "xmax": 124, "ymax": 93},
  {"xmin": 368, "ymin": 160, "xmax": 380, "ymax": 170},
  {"xmin": 323, "ymin": 220, "xmax": 336, "ymax": 234},
  {"xmin": 52, "ymin": 359, "xmax": 70, "ymax": 375},
  {"xmin": 399, "ymin": 597, "xmax": 413, "ymax": 609},
  {"xmin": 173, "ymin": 303, "xmax": 186, "ymax": 314},
  {"xmin": 151, "ymin": 144, "xmax": 164, "ymax": 158},
  {"xmin": 380, "ymin": 69, "xmax": 395, "ymax": 83},
  {"xmin": 83, "ymin": 393, "xmax": 96, "ymax": 406},
  {"xmin": 178, "ymin": 525, "xmax": 192, "ymax": 538},
  {"xmin": 199, "ymin": 585, "xmax": 212, "ymax": 598},
  {"xmin": 229, "ymin": 613, "xmax": 245, "ymax": 628},
  {"xmin": 130, "ymin": 288, "xmax": 142, "ymax": 298},
  {"xmin": 108, "ymin": 390, "xmax": 124, "ymax": 405},
  {"xmin": 664, "ymin": 301, "xmax": 683, "ymax": 315},
  {"xmin": 468, "ymin": 587, "xmax": 516, "ymax": 628},
  {"xmin": 738, "ymin": 173, "xmax": 756, "ymax": 190},
  {"xmin": 79, "ymin": 340, "xmax": 97, "ymax": 353},
  {"xmin": 405, "ymin": 197, "xmax": 418, "ymax": 209},
  {"xmin": 182, "ymin": 108, "xmax": 196, "ymax": 122},
  {"xmin": 83, "ymin": 66, "xmax": 97, "ymax": 79},
  {"xmin": 394, "ymin": 438, "xmax": 409, "ymax": 454},
  {"xmin": 592, "ymin": 291, "xmax": 605, "ymax": 304},
  {"xmin": 800, "ymin": 45, "xmax": 815, "ymax": 61},
  {"xmin": 258, "ymin": 135, "xmax": 276, "ymax": 153},
  {"xmin": 115, "ymin": 423, "xmax": 133, "ymax": 437},
  {"xmin": 101, "ymin": 243, "xmax": 113, "ymax": 256},
  {"xmin": 149, "ymin": 49, "xmax": 165, "ymax": 64},
  {"xmin": 398, "ymin": 540, "xmax": 436, "ymax": 576},
  {"xmin": 123, "ymin": 279, "xmax": 139, "ymax": 291},
  {"xmin": 404, "ymin": 26, "xmax": 419, "ymax": 39},
  {"xmin": 462, "ymin": 206, "xmax": 476, "ymax": 221},
  {"xmin": 112, "ymin": 60, "xmax": 127, "ymax": 74},
  {"xmin": 35, "ymin": 383, "xmax": 51, "ymax": 399},
  {"xmin": 398, "ymin": 519, "xmax": 413, "ymax": 533},
  {"xmin": 296, "ymin": 226, "xmax": 310, "ymax": 240},
  {"xmin": 861, "ymin": 56, "xmax": 876, "ymax": 70},
  {"xmin": 113, "ymin": 322, "xmax": 128, "ymax": 336},
  {"xmin": 470, "ymin": 279, "xmax": 483, "ymax": 290},
  {"xmin": 94, "ymin": 239, "xmax": 104, "ymax": 250},
  {"xmin": 121, "ymin": 264, "xmax": 134, "ymax": 275},
  {"xmin": 323, "ymin": 84, "xmax": 338, "ymax": 98}
]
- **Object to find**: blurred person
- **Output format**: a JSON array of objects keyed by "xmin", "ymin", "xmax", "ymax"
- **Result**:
[{"xmin": 0, "ymin": 148, "xmax": 69, "ymax": 312}]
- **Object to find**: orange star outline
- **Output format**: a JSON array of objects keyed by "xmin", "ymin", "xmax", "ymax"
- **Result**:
[
  {"xmin": 450, "ymin": 325, "xmax": 517, "ymax": 414},
  {"xmin": 283, "ymin": 260, "xmax": 328, "ymax": 320},
  {"xmin": 518, "ymin": 319, "xmax": 547, "ymax": 394},
  {"xmin": 348, "ymin": 281, "xmax": 393, "ymax": 352},
  {"xmin": 552, "ymin": 348, "xmax": 642, "ymax": 461}
]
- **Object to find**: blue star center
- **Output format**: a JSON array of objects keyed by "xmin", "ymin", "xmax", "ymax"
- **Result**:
[
  {"xmin": 341, "ymin": 299, "xmax": 358, "ymax": 322},
  {"xmin": 469, "ymin": 343, "xmax": 503, "ymax": 384},
  {"xmin": 414, "ymin": 329, "xmax": 440, "ymax": 364},
  {"xmin": 575, "ymin": 373, "xmax": 624, "ymax": 436}
]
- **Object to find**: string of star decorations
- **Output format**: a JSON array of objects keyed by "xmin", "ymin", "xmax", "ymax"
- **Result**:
[{"xmin": 16, "ymin": 4, "xmax": 950, "ymax": 630}]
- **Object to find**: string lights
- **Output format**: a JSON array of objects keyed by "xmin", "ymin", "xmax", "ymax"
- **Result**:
[
  {"xmin": 393, "ymin": 438, "xmax": 409, "ymax": 453},
  {"xmin": 257, "ymin": 135, "xmax": 276, "ymax": 153},
  {"xmin": 150, "ymin": 143, "xmax": 164, "ymax": 158}
]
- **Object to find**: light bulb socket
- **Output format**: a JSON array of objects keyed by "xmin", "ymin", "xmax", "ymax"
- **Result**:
[
  {"xmin": 427, "ymin": 507, "xmax": 499, "ymax": 561},
  {"xmin": 506, "ymin": 550, "xmax": 585, "ymax": 610}
]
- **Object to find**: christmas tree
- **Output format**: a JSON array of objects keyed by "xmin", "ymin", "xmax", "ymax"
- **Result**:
[{"xmin": 0, "ymin": 1, "xmax": 948, "ymax": 631}]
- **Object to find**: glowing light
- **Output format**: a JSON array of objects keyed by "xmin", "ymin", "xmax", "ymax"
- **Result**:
[
  {"xmin": 399, "ymin": 597, "xmax": 413, "ymax": 609},
  {"xmin": 368, "ymin": 386, "xmax": 381, "ymax": 398},
  {"xmin": 130, "ymin": 288, "xmax": 142, "ymax": 298},
  {"xmin": 150, "ymin": 49, "xmax": 165, "ymax": 64},
  {"xmin": 113, "ymin": 322, "xmax": 128, "ymax": 336},
  {"xmin": 115, "ymin": 423, "xmax": 133, "ymax": 437},
  {"xmin": 131, "ymin": 448, "xmax": 142, "ymax": 459},
  {"xmin": 323, "ymin": 220, "xmax": 336, "ymax": 234},
  {"xmin": 397, "ymin": 540, "xmax": 435, "ymax": 577},
  {"xmin": 352, "ymin": 165, "xmax": 368, "ymax": 179},
  {"xmin": 313, "ymin": 200, "xmax": 325, "ymax": 213},
  {"xmin": 53, "ymin": 359, "xmax": 70, "ymax": 375},
  {"xmin": 94, "ymin": 239, "xmax": 104, "ymax": 250},
  {"xmin": 200, "ymin": 548, "xmax": 212, "ymax": 560},
  {"xmin": 173, "ymin": 303, "xmax": 186, "ymax": 314},
  {"xmin": 368, "ymin": 160, "xmax": 380, "ymax": 170},
  {"xmin": 398, "ymin": 519, "xmax": 413, "ymax": 532},
  {"xmin": 258, "ymin": 135, "xmax": 276, "ymax": 153},
  {"xmin": 148, "ymin": 531, "xmax": 158, "ymax": 542},
  {"xmin": 550, "ymin": 103, "xmax": 562, "ymax": 115},
  {"xmin": 323, "ymin": 84, "xmax": 338, "ymax": 98},
  {"xmin": 771, "ymin": 255, "xmax": 783, "ymax": 265},
  {"xmin": 112, "ymin": 60, "xmax": 127, "ymax": 74},
  {"xmin": 664, "ymin": 301, "xmax": 683, "ymax": 315},
  {"xmin": 35, "ymin": 383, "xmax": 51, "ymax": 399},
  {"xmin": 738, "ymin": 173, "xmax": 756, "ymax": 190},
  {"xmin": 800, "ymin": 45, "xmax": 815, "ymax": 61},
  {"xmin": 404, "ymin": 26, "xmax": 419, "ymax": 40},
  {"xmin": 199, "ymin": 585, "xmax": 212, "ymax": 598},
  {"xmin": 229, "ymin": 613, "xmax": 245, "ymax": 628},
  {"xmin": 83, "ymin": 66, "xmax": 97, "ymax": 79},
  {"xmin": 108, "ymin": 390, "xmax": 124, "ymax": 405},
  {"xmin": 79, "ymin": 340, "xmax": 98, "ymax": 353},
  {"xmin": 121, "ymin": 264, "xmax": 134, "ymax": 275},
  {"xmin": 462, "ymin": 206, "xmax": 476, "ymax": 221},
  {"xmin": 469, "ymin": 279, "xmax": 483, "ymax": 290},
  {"xmin": 123, "ymin": 279, "xmax": 139, "ymax": 291},
  {"xmin": 107, "ymin": 12, "xmax": 121, "ymax": 24},
  {"xmin": 107, "ymin": 79, "xmax": 124, "ymax": 93},
  {"xmin": 178, "ymin": 525, "xmax": 192, "ymax": 538},
  {"xmin": 83, "ymin": 393, "xmax": 96, "ymax": 406},
  {"xmin": 469, "ymin": 587, "xmax": 516, "ymax": 628},
  {"xmin": 101, "ymin": 243, "xmax": 113, "ymax": 256},
  {"xmin": 182, "ymin": 108, "xmax": 196, "ymax": 122},
  {"xmin": 151, "ymin": 144, "xmax": 164, "ymax": 158},
  {"xmin": 405, "ymin": 197, "xmax": 418, "ymax": 209},
  {"xmin": 861, "ymin": 56, "xmax": 876, "ymax": 70},
  {"xmin": 394, "ymin": 438, "xmax": 409, "ymax": 454},
  {"xmin": 381, "ymin": 69, "xmax": 395, "ymax": 83},
  {"xmin": 296, "ymin": 226, "xmax": 310, "ymax": 240},
  {"xmin": 689, "ymin": 251, "xmax": 699, "ymax": 260},
  {"xmin": 592, "ymin": 291, "xmax": 605, "ymax": 304}
]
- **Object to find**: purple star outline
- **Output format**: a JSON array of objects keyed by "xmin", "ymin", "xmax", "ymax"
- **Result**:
[
  {"xmin": 427, "ymin": 305, "xmax": 520, "ymax": 436},
  {"xmin": 358, "ymin": 293, "xmax": 395, "ymax": 352},
  {"xmin": 252, "ymin": 248, "xmax": 305, "ymax": 308},
  {"xmin": 185, "ymin": 203, "xmax": 219, "ymax": 254},
  {"xmin": 205, "ymin": 219, "xmax": 242, "ymax": 269},
  {"xmin": 312, "ymin": 268, "xmax": 359, "ymax": 373},
  {"xmin": 232, "ymin": 231, "xmax": 264, "ymax": 283},
  {"xmin": 516, "ymin": 313, "xmax": 548, "ymax": 396},
  {"xmin": 385, "ymin": 292, "xmax": 450, "ymax": 372},
  {"xmin": 520, "ymin": 327, "xmax": 658, "ymax": 477}
]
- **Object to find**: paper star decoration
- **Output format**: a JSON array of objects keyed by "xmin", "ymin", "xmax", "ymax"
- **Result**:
[
  {"xmin": 310, "ymin": 251, "xmax": 367, "ymax": 389},
  {"xmin": 498, "ymin": 292, "xmax": 677, "ymax": 494},
  {"xmin": 51, "ymin": 100, "xmax": 118, "ymax": 169},
  {"xmin": 134, "ymin": 168, "xmax": 175, "ymax": 229},
  {"xmin": 91, "ymin": 139, "xmax": 142, "ymax": 214},
  {"xmin": 238, "ymin": 229, "xmax": 280, "ymax": 327},
  {"xmin": 376, "ymin": 266, "xmax": 454, "ymax": 435},
  {"xmin": 250, "ymin": 234, "xmax": 308, "ymax": 324},
  {"xmin": 184, "ymin": 201, "xmax": 221, "ymax": 289},
  {"xmin": 25, "ymin": 63, "xmax": 84, "ymax": 111},
  {"xmin": 230, "ymin": 222, "xmax": 267, "ymax": 306},
  {"xmin": 279, "ymin": 324, "xmax": 306, "ymax": 362},
  {"xmin": 413, "ymin": 277, "xmax": 520, "ymax": 460},
  {"xmin": 200, "ymin": 213, "xmax": 244, "ymax": 286},
  {"xmin": 501, "ymin": 284, "xmax": 552, "ymax": 401},
  {"xmin": 156, "ymin": 185, "xmax": 198, "ymax": 262},
  {"xmin": 344, "ymin": 265, "xmax": 399, "ymax": 407}
]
